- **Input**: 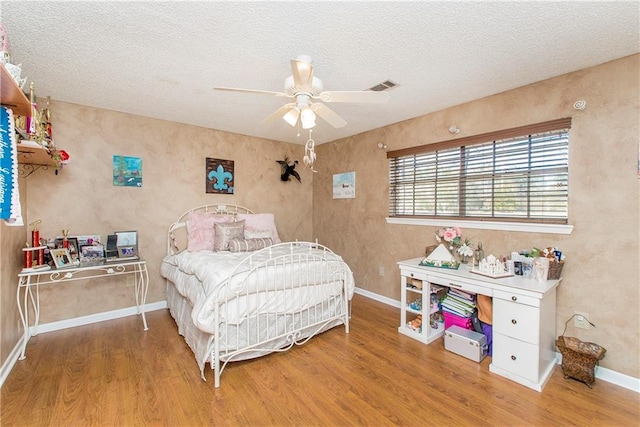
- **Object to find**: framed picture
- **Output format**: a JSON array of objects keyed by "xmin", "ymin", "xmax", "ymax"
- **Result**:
[
  {"xmin": 206, "ymin": 158, "xmax": 234, "ymax": 194},
  {"xmin": 113, "ymin": 155, "xmax": 142, "ymax": 187},
  {"xmin": 55, "ymin": 237, "xmax": 80, "ymax": 261},
  {"xmin": 76, "ymin": 234, "xmax": 102, "ymax": 246},
  {"xmin": 115, "ymin": 230, "xmax": 137, "ymax": 247},
  {"xmin": 80, "ymin": 244, "xmax": 105, "ymax": 260},
  {"xmin": 118, "ymin": 245, "xmax": 138, "ymax": 259},
  {"xmin": 51, "ymin": 248, "xmax": 72, "ymax": 268},
  {"xmin": 116, "ymin": 230, "xmax": 139, "ymax": 258}
]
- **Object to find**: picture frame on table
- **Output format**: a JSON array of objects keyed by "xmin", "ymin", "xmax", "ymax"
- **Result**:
[
  {"xmin": 50, "ymin": 248, "xmax": 72, "ymax": 269},
  {"xmin": 80, "ymin": 244, "xmax": 105, "ymax": 261},
  {"xmin": 118, "ymin": 245, "xmax": 138, "ymax": 259},
  {"xmin": 115, "ymin": 230, "xmax": 139, "ymax": 259},
  {"xmin": 55, "ymin": 237, "xmax": 80, "ymax": 261}
]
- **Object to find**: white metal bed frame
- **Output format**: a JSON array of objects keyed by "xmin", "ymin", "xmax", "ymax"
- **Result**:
[{"xmin": 164, "ymin": 204, "xmax": 353, "ymax": 387}]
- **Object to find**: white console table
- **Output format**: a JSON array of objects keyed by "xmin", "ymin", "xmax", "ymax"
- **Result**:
[
  {"xmin": 16, "ymin": 259, "xmax": 149, "ymax": 359},
  {"xmin": 398, "ymin": 258, "xmax": 562, "ymax": 392}
]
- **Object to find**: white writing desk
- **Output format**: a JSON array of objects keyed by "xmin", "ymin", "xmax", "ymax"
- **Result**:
[{"xmin": 398, "ymin": 258, "xmax": 562, "ymax": 392}]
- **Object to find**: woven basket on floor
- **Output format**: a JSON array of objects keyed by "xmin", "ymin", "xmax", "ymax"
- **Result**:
[{"xmin": 556, "ymin": 336, "xmax": 606, "ymax": 388}]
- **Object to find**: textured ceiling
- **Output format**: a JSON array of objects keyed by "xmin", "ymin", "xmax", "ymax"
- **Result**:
[{"xmin": 2, "ymin": 1, "xmax": 639, "ymax": 144}]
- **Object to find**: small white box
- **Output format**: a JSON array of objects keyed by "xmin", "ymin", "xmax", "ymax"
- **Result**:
[{"xmin": 444, "ymin": 325, "xmax": 488, "ymax": 362}]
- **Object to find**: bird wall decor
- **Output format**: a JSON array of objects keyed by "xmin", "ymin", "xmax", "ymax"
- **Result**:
[{"xmin": 276, "ymin": 156, "xmax": 301, "ymax": 183}]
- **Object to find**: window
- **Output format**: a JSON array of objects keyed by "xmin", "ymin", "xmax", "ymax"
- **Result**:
[{"xmin": 388, "ymin": 118, "xmax": 571, "ymax": 224}]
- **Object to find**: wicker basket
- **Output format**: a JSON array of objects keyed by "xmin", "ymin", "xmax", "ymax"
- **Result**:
[
  {"xmin": 556, "ymin": 336, "xmax": 606, "ymax": 388},
  {"xmin": 547, "ymin": 261, "xmax": 564, "ymax": 280}
]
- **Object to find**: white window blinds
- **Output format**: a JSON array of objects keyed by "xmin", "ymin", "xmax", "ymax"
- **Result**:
[{"xmin": 388, "ymin": 118, "xmax": 571, "ymax": 223}]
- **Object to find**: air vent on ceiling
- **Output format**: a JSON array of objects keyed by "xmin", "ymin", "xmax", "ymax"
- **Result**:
[{"xmin": 368, "ymin": 80, "xmax": 398, "ymax": 92}]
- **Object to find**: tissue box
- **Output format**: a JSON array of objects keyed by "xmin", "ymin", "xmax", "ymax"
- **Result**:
[{"xmin": 444, "ymin": 325, "xmax": 488, "ymax": 362}]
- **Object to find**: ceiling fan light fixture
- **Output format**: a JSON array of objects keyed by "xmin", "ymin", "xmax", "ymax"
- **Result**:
[
  {"xmin": 283, "ymin": 108, "xmax": 300, "ymax": 127},
  {"xmin": 300, "ymin": 106, "xmax": 316, "ymax": 129}
]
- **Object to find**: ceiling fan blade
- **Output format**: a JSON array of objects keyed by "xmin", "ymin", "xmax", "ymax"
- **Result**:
[
  {"xmin": 317, "ymin": 90, "xmax": 390, "ymax": 103},
  {"xmin": 263, "ymin": 103, "xmax": 297, "ymax": 124},
  {"xmin": 214, "ymin": 86, "xmax": 289, "ymax": 98},
  {"xmin": 291, "ymin": 57, "xmax": 314, "ymax": 92},
  {"xmin": 311, "ymin": 103, "xmax": 347, "ymax": 128}
]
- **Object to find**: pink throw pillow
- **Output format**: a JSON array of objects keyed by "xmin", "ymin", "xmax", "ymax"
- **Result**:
[
  {"xmin": 236, "ymin": 213, "xmax": 281, "ymax": 243},
  {"xmin": 186, "ymin": 212, "xmax": 234, "ymax": 251}
]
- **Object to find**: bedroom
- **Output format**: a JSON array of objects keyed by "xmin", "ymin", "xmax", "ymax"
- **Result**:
[{"xmin": 1, "ymin": 1, "xmax": 639, "ymax": 423}]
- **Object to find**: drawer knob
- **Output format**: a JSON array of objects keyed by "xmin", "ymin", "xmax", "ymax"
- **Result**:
[
  {"xmin": 511, "ymin": 296, "xmax": 518, "ymax": 301},
  {"xmin": 511, "ymin": 319, "xmax": 517, "ymax": 325},
  {"xmin": 511, "ymin": 355, "xmax": 517, "ymax": 361},
  {"xmin": 410, "ymin": 274, "xmax": 414, "ymax": 277}
]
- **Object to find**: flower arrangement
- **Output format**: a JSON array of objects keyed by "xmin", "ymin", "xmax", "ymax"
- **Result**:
[
  {"xmin": 457, "ymin": 239, "xmax": 474, "ymax": 258},
  {"xmin": 435, "ymin": 226, "xmax": 462, "ymax": 250},
  {"xmin": 436, "ymin": 226, "xmax": 476, "ymax": 262}
]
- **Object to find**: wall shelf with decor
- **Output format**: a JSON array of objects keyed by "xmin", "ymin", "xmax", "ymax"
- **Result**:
[
  {"xmin": 1, "ymin": 62, "xmax": 69, "ymax": 176},
  {"xmin": 0, "ymin": 62, "xmax": 30, "ymax": 116},
  {"xmin": 16, "ymin": 140, "xmax": 59, "ymax": 177}
]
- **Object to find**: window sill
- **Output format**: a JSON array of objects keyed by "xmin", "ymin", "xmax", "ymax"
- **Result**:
[{"xmin": 385, "ymin": 217, "xmax": 573, "ymax": 235}]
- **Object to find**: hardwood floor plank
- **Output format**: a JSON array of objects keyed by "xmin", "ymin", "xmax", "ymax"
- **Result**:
[{"xmin": 2, "ymin": 294, "xmax": 638, "ymax": 426}]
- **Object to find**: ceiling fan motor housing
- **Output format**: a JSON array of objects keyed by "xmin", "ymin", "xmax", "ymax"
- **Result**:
[{"xmin": 284, "ymin": 75, "xmax": 324, "ymax": 96}]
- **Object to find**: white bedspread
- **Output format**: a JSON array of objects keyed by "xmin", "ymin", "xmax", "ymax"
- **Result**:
[{"xmin": 161, "ymin": 245, "xmax": 355, "ymax": 334}]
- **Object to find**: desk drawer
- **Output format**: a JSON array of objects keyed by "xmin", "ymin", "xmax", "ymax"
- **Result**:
[
  {"xmin": 432, "ymin": 276, "xmax": 492, "ymax": 297},
  {"xmin": 493, "ymin": 289, "xmax": 540, "ymax": 308},
  {"xmin": 492, "ymin": 333, "xmax": 540, "ymax": 383},
  {"xmin": 402, "ymin": 269, "xmax": 428, "ymax": 282},
  {"xmin": 493, "ymin": 298, "xmax": 540, "ymax": 344}
]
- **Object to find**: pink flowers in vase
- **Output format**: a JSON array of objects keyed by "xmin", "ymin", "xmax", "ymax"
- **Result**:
[{"xmin": 435, "ymin": 226, "xmax": 462, "ymax": 250}]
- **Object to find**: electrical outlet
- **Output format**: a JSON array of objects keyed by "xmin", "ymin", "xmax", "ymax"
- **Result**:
[
  {"xmin": 125, "ymin": 275, "xmax": 135, "ymax": 287},
  {"xmin": 378, "ymin": 265, "xmax": 385, "ymax": 276},
  {"xmin": 574, "ymin": 311, "xmax": 590, "ymax": 329}
]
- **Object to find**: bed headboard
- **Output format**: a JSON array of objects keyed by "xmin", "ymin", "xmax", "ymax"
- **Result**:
[{"xmin": 167, "ymin": 204, "xmax": 255, "ymax": 255}]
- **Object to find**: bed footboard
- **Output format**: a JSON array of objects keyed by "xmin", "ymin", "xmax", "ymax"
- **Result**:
[{"xmin": 210, "ymin": 241, "xmax": 354, "ymax": 388}]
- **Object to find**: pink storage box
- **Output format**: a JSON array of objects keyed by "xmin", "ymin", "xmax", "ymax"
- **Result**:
[{"xmin": 443, "ymin": 311, "xmax": 472, "ymax": 330}]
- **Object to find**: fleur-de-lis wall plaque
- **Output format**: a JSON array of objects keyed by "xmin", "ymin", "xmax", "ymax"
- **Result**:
[{"xmin": 206, "ymin": 158, "xmax": 234, "ymax": 194}]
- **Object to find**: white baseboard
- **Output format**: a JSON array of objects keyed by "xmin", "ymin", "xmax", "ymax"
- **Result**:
[
  {"xmin": 0, "ymin": 301, "xmax": 167, "ymax": 389},
  {"xmin": 0, "ymin": 334, "xmax": 26, "ymax": 388},
  {"xmin": 30, "ymin": 300, "xmax": 167, "ymax": 335},
  {"xmin": 354, "ymin": 286, "xmax": 640, "ymax": 394},
  {"xmin": 354, "ymin": 286, "xmax": 400, "ymax": 308}
]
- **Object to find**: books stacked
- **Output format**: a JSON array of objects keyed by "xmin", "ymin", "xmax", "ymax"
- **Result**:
[{"xmin": 441, "ymin": 288, "xmax": 476, "ymax": 330}]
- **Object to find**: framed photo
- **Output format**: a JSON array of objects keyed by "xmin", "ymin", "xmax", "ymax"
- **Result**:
[
  {"xmin": 80, "ymin": 244, "xmax": 105, "ymax": 260},
  {"xmin": 115, "ymin": 230, "xmax": 137, "ymax": 247},
  {"xmin": 116, "ymin": 230, "xmax": 139, "ymax": 258},
  {"xmin": 118, "ymin": 245, "xmax": 138, "ymax": 259},
  {"xmin": 51, "ymin": 248, "xmax": 72, "ymax": 268},
  {"xmin": 55, "ymin": 237, "xmax": 80, "ymax": 261},
  {"xmin": 76, "ymin": 235, "xmax": 101, "ymax": 246}
]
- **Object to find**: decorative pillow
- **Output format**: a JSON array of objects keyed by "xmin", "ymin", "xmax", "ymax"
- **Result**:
[
  {"xmin": 214, "ymin": 220, "xmax": 245, "ymax": 251},
  {"xmin": 236, "ymin": 213, "xmax": 281, "ymax": 243},
  {"xmin": 228, "ymin": 237, "xmax": 274, "ymax": 253},
  {"xmin": 244, "ymin": 229, "xmax": 273, "ymax": 239},
  {"xmin": 186, "ymin": 212, "xmax": 234, "ymax": 252}
]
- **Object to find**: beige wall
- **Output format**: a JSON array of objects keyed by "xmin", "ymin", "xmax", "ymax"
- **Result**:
[{"xmin": 313, "ymin": 55, "xmax": 640, "ymax": 378}]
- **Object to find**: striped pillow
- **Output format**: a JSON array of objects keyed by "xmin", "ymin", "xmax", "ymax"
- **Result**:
[{"xmin": 228, "ymin": 237, "xmax": 274, "ymax": 252}]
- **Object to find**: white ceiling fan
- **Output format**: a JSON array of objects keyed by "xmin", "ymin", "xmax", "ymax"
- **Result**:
[{"xmin": 214, "ymin": 55, "xmax": 390, "ymax": 130}]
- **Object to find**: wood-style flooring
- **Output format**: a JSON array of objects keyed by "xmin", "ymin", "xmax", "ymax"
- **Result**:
[{"xmin": 1, "ymin": 294, "xmax": 638, "ymax": 426}]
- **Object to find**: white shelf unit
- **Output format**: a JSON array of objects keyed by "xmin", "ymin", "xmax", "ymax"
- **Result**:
[{"xmin": 398, "ymin": 271, "xmax": 446, "ymax": 344}]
